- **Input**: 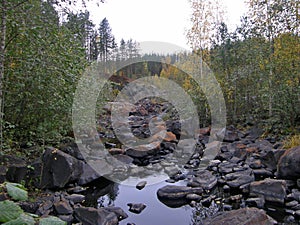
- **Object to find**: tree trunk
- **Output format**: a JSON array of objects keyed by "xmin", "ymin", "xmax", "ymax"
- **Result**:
[{"xmin": 0, "ymin": 0, "xmax": 7, "ymax": 149}]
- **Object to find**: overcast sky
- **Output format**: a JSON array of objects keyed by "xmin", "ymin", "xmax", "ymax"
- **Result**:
[{"xmin": 86, "ymin": 0, "xmax": 247, "ymax": 51}]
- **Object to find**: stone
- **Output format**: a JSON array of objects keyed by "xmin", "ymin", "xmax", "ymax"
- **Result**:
[
  {"xmin": 250, "ymin": 178, "xmax": 286, "ymax": 204},
  {"xmin": 125, "ymin": 142, "xmax": 160, "ymax": 158},
  {"xmin": 246, "ymin": 197, "xmax": 265, "ymax": 209},
  {"xmin": 127, "ymin": 203, "xmax": 146, "ymax": 214},
  {"xmin": 74, "ymin": 207, "xmax": 119, "ymax": 225},
  {"xmin": 108, "ymin": 148, "xmax": 125, "ymax": 155},
  {"xmin": 0, "ymin": 155, "xmax": 27, "ymax": 183},
  {"xmin": 277, "ymin": 146, "xmax": 300, "ymax": 179},
  {"xmin": 203, "ymin": 207, "xmax": 277, "ymax": 225},
  {"xmin": 65, "ymin": 194, "xmax": 85, "ymax": 204},
  {"xmin": 136, "ymin": 181, "xmax": 147, "ymax": 190},
  {"xmin": 54, "ymin": 200, "xmax": 73, "ymax": 215},
  {"xmin": 286, "ymin": 200, "xmax": 298, "ymax": 208},
  {"xmin": 157, "ymin": 185, "xmax": 203, "ymax": 207},
  {"xmin": 217, "ymin": 127, "xmax": 240, "ymax": 143},
  {"xmin": 186, "ymin": 194, "xmax": 202, "ymax": 202},
  {"xmin": 253, "ymin": 169, "xmax": 274, "ymax": 179},
  {"xmin": 78, "ymin": 162, "xmax": 102, "ymax": 186},
  {"xmin": 187, "ymin": 170, "xmax": 217, "ymax": 190},
  {"xmin": 226, "ymin": 169, "xmax": 255, "ymax": 188},
  {"xmin": 104, "ymin": 207, "xmax": 128, "ymax": 220},
  {"xmin": 40, "ymin": 147, "xmax": 83, "ymax": 189},
  {"xmin": 163, "ymin": 132, "xmax": 177, "ymax": 142}
]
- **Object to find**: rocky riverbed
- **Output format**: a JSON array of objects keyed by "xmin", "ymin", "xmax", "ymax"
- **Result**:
[{"xmin": 1, "ymin": 98, "xmax": 300, "ymax": 224}]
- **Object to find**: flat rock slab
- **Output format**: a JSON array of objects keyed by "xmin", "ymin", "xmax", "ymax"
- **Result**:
[
  {"xmin": 187, "ymin": 170, "xmax": 217, "ymax": 190},
  {"xmin": 203, "ymin": 207, "xmax": 277, "ymax": 225},
  {"xmin": 250, "ymin": 178, "xmax": 287, "ymax": 204}
]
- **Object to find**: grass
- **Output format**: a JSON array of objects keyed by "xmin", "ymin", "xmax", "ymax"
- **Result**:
[{"xmin": 283, "ymin": 134, "xmax": 300, "ymax": 149}]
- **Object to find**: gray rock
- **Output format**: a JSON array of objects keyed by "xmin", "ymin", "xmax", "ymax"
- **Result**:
[
  {"xmin": 157, "ymin": 185, "xmax": 203, "ymax": 200},
  {"xmin": 78, "ymin": 162, "xmax": 102, "ymax": 186},
  {"xmin": 1, "ymin": 155, "xmax": 27, "ymax": 183},
  {"xmin": 104, "ymin": 206, "xmax": 128, "ymax": 220},
  {"xmin": 286, "ymin": 200, "xmax": 298, "ymax": 208},
  {"xmin": 246, "ymin": 197, "xmax": 265, "ymax": 209},
  {"xmin": 136, "ymin": 181, "xmax": 147, "ymax": 190},
  {"xmin": 226, "ymin": 169, "xmax": 255, "ymax": 188},
  {"xmin": 250, "ymin": 178, "xmax": 286, "ymax": 204},
  {"xmin": 127, "ymin": 203, "xmax": 146, "ymax": 214},
  {"xmin": 187, "ymin": 170, "xmax": 217, "ymax": 190},
  {"xmin": 277, "ymin": 146, "xmax": 300, "ymax": 179},
  {"xmin": 65, "ymin": 194, "xmax": 85, "ymax": 204},
  {"xmin": 203, "ymin": 207, "xmax": 277, "ymax": 225},
  {"xmin": 157, "ymin": 185, "xmax": 203, "ymax": 207},
  {"xmin": 40, "ymin": 147, "xmax": 83, "ymax": 189},
  {"xmin": 54, "ymin": 200, "xmax": 73, "ymax": 215},
  {"xmin": 186, "ymin": 194, "xmax": 202, "ymax": 202},
  {"xmin": 74, "ymin": 207, "xmax": 119, "ymax": 225}
]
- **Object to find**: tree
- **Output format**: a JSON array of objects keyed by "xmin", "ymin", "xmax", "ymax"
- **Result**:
[
  {"xmin": 98, "ymin": 17, "xmax": 116, "ymax": 62},
  {"xmin": 246, "ymin": 0, "xmax": 299, "ymax": 117},
  {"xmin": 64, "ymin": 10, "xmax": 96, "ymax": 61},
  {"xmin": 186, "ymin": 0, "xmax": 225, "ymax": 51}
]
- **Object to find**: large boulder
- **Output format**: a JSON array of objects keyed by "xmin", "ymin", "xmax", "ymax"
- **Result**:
[
  {"xmin": 250, "ymin": 178, "xmax": 286, "ymax": 204},
  {"xmin": 277, "ymin": 146, "xmax": 300, "ymax": 179},
  {"xmin": 40, "ymin": 147, "xmax": 83, "ymax": 189},
  {"xmin": 203, "ymin": 207, "xmax": 277, "ymax": 225}
]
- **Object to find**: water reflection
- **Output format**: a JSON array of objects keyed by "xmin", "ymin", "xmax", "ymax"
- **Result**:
[{"xmin": 84, "ymin": 178, "xmax": 225, "ymax": 225}]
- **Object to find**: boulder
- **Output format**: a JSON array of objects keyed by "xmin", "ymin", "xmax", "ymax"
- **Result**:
[
  {"xmin": 250, "ymin": 178, "xmax": 286, "ymax": 204},
  {"xmin": 40, "ymin": 147, "xmax": 83, "ymax": 189},
  {"xmin": 203, "ymin": 207, "xmax": 277, "ymax": 225},
  {"xmin": 277, "ymin": 146, "xmax": 300, "ymax": 179}
]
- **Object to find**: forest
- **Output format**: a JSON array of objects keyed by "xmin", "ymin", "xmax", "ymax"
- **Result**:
[{"xmin": 0, "ymin": 0, "xmax": 299, "ymax": 154}]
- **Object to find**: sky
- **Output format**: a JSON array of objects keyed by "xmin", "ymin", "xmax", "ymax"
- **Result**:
[{"xmin": 86, "ymin": 0, "xmax": 247, "ymax": 51}]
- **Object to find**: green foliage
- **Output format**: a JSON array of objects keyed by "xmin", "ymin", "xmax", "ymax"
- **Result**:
[
  {"xmin": 5, "ymin": 182, "xmax": 28, "ymax": 201},
  {"xmin": 2, "ymin": 0, "xmax": 88, "ymax": 149},
  {"xmin": 39, "ymin": 216, "xmax": 67, "ymax": 225},
  {"xmin": 0, "ymin": 183, "xmax": 64, "ymax": 224},
  {"xmin": 0, "ymin": 200, "xmax": 23, "ymax": 223},
  {"xmin": 3, "ymin": 213, "xmax": 35, "ymax": 225}
]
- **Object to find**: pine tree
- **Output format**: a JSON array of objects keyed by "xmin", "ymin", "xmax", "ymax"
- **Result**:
[{"xmin": 98, "ymin": 17, "xmax": 116, "ymax": 61}]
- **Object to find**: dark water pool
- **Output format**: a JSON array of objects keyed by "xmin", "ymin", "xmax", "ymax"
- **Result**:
[
  {"xmin": 84, "ymin": 177, "xmax": 205, "ymax": 225},
  {"xmin": 84, "ymin": 176, "xmax": 290, "ymax": 225}
]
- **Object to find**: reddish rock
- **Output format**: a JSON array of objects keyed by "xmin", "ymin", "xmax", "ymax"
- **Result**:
[{"xmin": 163, "ymin": 132, "xmax": 177, "ymax": 142}]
